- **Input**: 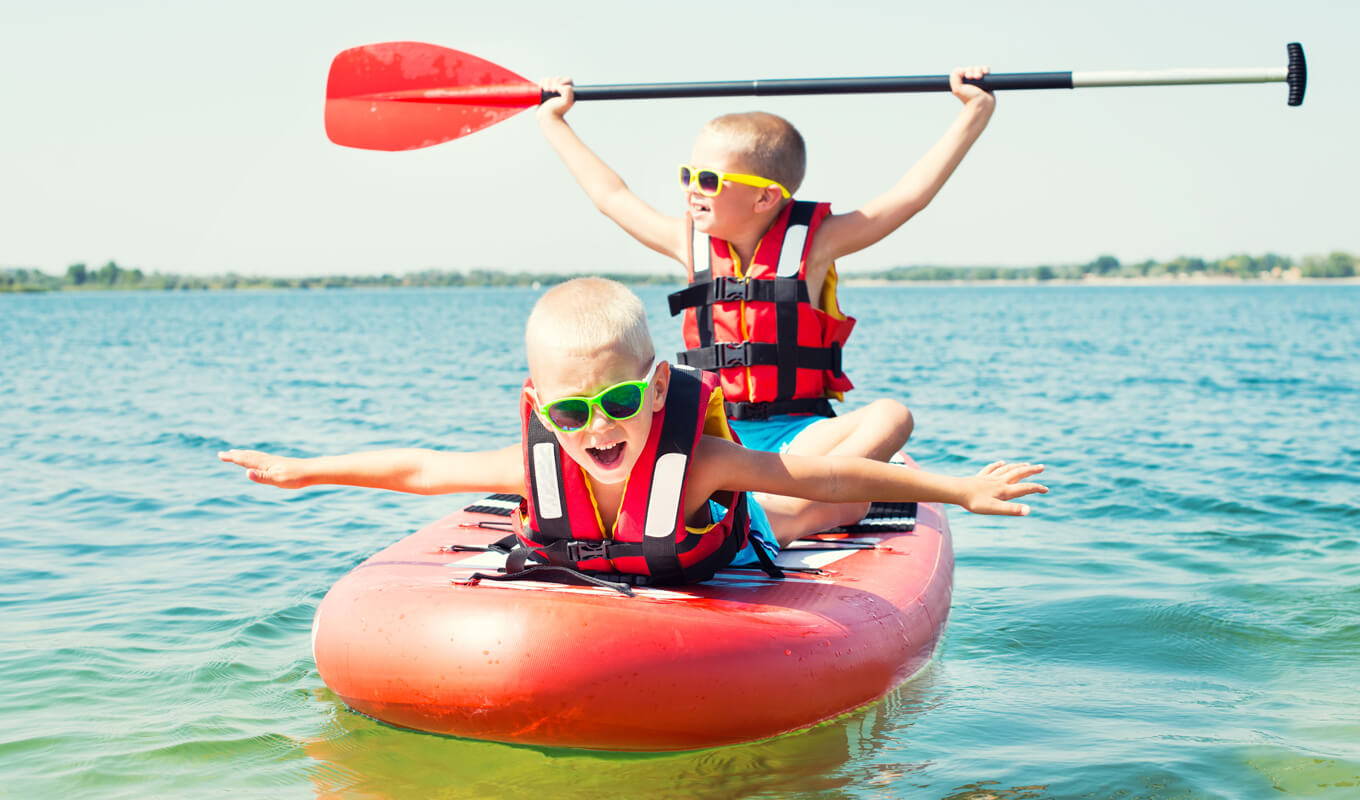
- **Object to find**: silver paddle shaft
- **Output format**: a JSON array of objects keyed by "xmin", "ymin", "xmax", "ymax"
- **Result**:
[{"xmin": 1074, "ymin": 67, "xmax": 1287, "ymax": 88}]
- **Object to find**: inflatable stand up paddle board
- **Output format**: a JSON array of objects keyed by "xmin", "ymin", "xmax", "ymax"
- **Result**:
[{"xmin": 311, "ymin": 454, "xmax": 952, "ymax": 751}]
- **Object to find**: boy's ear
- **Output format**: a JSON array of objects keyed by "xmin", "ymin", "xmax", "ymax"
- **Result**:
[
  {"xmin": 651, "ymin": 361, "xmax": 671, "ymax": 412},
  {"xmin": 753, "ymin": 186, "xmax": 785, "ymax": 214}
]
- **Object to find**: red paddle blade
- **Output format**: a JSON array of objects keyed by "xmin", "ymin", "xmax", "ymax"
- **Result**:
[{"xmin": 325, "ymin": 42, "xmax": 540, "ymax": 151}]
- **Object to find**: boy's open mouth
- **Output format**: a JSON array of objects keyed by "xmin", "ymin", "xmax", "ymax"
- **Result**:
[{"xmin": 586, "ymin": 441, "xmax": 626, "ymax": 469}]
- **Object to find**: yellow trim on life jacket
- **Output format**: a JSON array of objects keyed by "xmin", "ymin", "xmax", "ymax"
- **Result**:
[
  {"xmin": 822, "ymin": 262, "xmax": 847, "ymax": 321},
  {"xmin": 684, "ymin": 518, "xmax": 723, "ymax": 536},
  {"xmin": 703, "ymin": 385, "xmax": 738, "ymax": 441},
  {"xmin": 580, "ymin": 466, "xmax": 613, "ymax": 539},
  {"xmin": 821, "ymin": 262, "xmax": 847, "ymax": 402}
]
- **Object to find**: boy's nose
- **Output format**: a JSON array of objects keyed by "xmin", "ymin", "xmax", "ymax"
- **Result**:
[{"xmin": 586, "ymin": 409, "xmax": 617, "ymax": 434}]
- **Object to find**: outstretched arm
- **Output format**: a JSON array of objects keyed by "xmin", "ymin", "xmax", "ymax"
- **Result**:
[
  {"xmin": 696, "ymin": 437, "xmax": 1047, "ymax": 516},
  {"xmin": 536, "ymin": 77, "xmax": 687, "ymax": 264},
  {"xmin": 813, "ymin": 66, "xmax": 996, "ymax": 262},
  {"xmin": 218, "ymin": 445, "xmax": 523, "ymax": 496}
]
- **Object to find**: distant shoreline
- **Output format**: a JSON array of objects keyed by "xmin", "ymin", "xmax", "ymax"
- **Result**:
[
  {"xmin": 7, "ymin": 277, "xmax": 1360, "ymax": 295},
  {"xmin": 3, "ymin": 251, "xmax": 1356, "ymax": 293},
  {"xmin": 5, "ymin": 275, "xmax": 1360, "ymax": 294},
  {"xmin": 842, "ymin": 275, "xmax": 1360, "ymax": 288}
]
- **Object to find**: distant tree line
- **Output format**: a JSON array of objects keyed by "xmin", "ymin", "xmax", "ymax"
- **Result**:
[
  {"xmin": 871, "ymin": 251, "xmax": 1356, "ymax": 282},
  {"xmin": 2, "ymin": 252, "xmax": 1355, "ymax": 293},
  {"xmin": 0, "ymin": 262, "xmax": 681, "ymax": 293}
]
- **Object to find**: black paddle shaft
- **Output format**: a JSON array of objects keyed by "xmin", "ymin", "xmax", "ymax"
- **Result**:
[
  {"xmin": 545, "ymin": 44, "xmax": 1305, "ymax": 106},
  {"xmin": 559, "ymin": 72, "xmax": 1071, "ymax": 102}
]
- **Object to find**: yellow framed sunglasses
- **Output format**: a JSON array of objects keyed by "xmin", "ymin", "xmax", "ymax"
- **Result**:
[{"xmin": 679, "ymin": 165, "xmax": 790, "ymax": 199}]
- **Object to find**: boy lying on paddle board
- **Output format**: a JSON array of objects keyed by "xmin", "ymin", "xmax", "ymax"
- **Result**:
[
  {"xmin": 536, "ymin": 68, "xmax": 996, "ymax": 540},
  {"xmin": 221, "ymin": 278, "xmax": 1045, "ymax": 585}
]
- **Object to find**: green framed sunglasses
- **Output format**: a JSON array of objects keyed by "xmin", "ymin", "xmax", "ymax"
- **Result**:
[{"xmin": 537, "ymin": 363, "xmax": 658, "ymax": 433}]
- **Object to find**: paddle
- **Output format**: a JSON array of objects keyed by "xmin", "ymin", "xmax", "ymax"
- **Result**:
[{"xmin": 326, "ymin": 41, "xmax": 1306, "ymax": 151}]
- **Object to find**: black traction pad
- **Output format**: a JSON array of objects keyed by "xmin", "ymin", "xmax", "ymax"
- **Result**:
[
  {"xmin": 463, "ymin": 493, "xmax": 522, "ymax": 517},
  {"xmin": 822, "ymin": 501, "xmax": 917, "ymax": 534}
]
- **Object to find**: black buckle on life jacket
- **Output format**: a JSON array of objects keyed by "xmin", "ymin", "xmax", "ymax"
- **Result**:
[
  {"xmin": 725, "ymin": 397, "xmax": 836, "ymax": 421},
  {"xmin": 829, "ymin": 341, "xmax": 844, "ymax": 378},
  {"xmin": 713, "ymin": 276, "xmax": 751, "ymax": 302},
  {"xmin": 567, "ymin": 540, "xmax": 611, "ymax": 562},
  {"xmin": 717, "ymin": 341, "xmax": 754, "ymax": 368}
]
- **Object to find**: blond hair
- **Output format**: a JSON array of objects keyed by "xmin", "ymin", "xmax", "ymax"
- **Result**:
[
  {"xmin": 702, "ymin": 112, "xmax": 806, "ymax": 194},
  {"xmin": 525, "ymin": 278, "xmax": 655, "ymax": 368}
]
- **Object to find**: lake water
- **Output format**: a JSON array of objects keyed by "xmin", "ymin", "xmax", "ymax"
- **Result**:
[{"xmin": 2, "ymin": 284, "xmax": 1357, "ymax": 799}]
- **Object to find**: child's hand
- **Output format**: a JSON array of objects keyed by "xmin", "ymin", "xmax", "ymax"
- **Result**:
[
  {"xmin": 959, "ymin": 461, "xmax": 1047, "ymax": 516},
  {"xmin": 537, "ymin": 76, "xmax": 576, "ymax": 120},
  {"xmin": 219, "ymin": 449, "xmax": 311, "ymax": 490},
  {"xmin": 950, "ymin": 65, "xmax": 995, "ymax": 107}
]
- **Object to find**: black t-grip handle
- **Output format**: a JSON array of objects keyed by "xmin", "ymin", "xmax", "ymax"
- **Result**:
[{"xmin": 1286, "ymin": 42, "xmax": 1306, "ymax": 106}]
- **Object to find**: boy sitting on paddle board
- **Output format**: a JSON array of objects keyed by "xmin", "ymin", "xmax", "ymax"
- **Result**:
[
  {"xmin": 221, "ymin": 278, "xmax": 1043, "ymax": 584},
  {"xmin": 536, "ymin": 67, "xmax": 995, "ymax": 540}
]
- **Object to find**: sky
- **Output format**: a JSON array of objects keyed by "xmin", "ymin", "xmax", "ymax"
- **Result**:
[{"xmin": 2, "ymin": 0, "xmax": 1356, "ymax": 278}]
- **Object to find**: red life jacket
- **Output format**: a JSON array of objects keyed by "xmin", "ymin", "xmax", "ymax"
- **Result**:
[
  {"xmin": 514, "ymin": 365, "xmax": 764, "ymax": 585},
  {"xmin": 668, "ymin": 200, "xmax": 856, "ymax": 421}
]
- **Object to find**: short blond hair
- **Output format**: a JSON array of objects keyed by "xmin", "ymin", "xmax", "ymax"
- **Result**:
[
  {"xmin": 525, "ymin": 278, "xmax": 655, "ymax": 368},
  {"xmin": 702, "ymin": 112, "xmax": 806, "ymax": 194}
]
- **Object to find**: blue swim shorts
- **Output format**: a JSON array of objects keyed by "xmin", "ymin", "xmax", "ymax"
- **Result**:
[
  {"xmin": 717, "ymin": 494, "xmax": 781, "ymax": 569},
  {"xmin": 728, "ymin": 413, "xmax": 827, "ymax": 455}
]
